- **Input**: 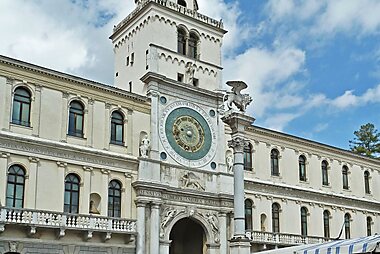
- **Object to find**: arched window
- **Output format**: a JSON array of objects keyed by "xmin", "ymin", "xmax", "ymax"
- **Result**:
[
  {"xmin": 344, "ymin": 213, "xmax": 351, "ymax": 239},
  {"xmin": 342, "ymin": 166, "xmax": 349, "ymax": 190},
  {"xmin": 323, "ymin": 210, "xmax": 330, "ymax": 238},
  {"xmin": 110, "ymin": 111, "xmax": 124, "ymax": 145},
  {"xmin": 244, "ymin": 199, "xmax": 253, "ymax": 231},
  {"xmin": 364, "ymin": 171, "xmax": 370, "ymax": 194},
  {"xmin": 271, "ymin": 149, "xmax": 279, "ymax": 176},
  {"xmin": 188, "ymin": 33, "xmax": 199, "ymax": 59},
  {"xmin": 299, "ymin": 155, "xmax": 307, "ymax": 181},
  {"xmin": 321, "ymin": 160, "xmax": 329, "ymax": 186},
  {"xmin": 244, "ymin": 144, "xmax": 253, "ymax": 171},
  {"xmin": 64, "ymin": 174, "xmax": 80, "ymax": 213},
  {"xmin": 12, "ymin": 87, "xmax": 31, "ymax": 126},
  {"xmin": 367, "ymin": 216, "xmax": 372, "ymax": 236},
  {"xmin": 177, "ymin": 29, "xmax": 186, "ymax": 55},
  {"xmin": 272, "ymin": 203, "xmax": 280, "ymax": 233},
  {"xmin": 68, "ymin": 101, "xmax": 84, "ymax": 137},
  {"xmin": 108, "ymin": 180, "xmax": 122, "ymax": 217},
  {"xmin": 6, "ymin": 165, "xmax": 26, "ymax": 208},
  {"xmin": 177, "ymin": 0, "xmax": 187, "ymax": 7},
  {"xmin": 301, "ymin": 207, "xmax": 308, "ymax": 236}
]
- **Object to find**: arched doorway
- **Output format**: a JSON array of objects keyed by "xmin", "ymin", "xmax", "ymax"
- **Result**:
[{"xmin": 169, "ymin": 218, "xmax": 206, "ymax": 254}]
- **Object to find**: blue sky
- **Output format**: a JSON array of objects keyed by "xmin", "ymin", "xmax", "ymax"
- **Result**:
[{"xmin": 1, "ymin": 0, "xmax": 380, "ymax": 150}]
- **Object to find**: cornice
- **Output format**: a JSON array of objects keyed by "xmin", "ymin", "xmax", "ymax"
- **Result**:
[
  {"xmin": 245, "ymin": 180, "xmax": 380, "ymax": 212},
  {"xmin": 0, "ymin": 55, "xmax": 149, "ymax": 108},
  {"xmin": 247, "ymin": 125, "xmax": 380, "ymax": 168},
  {"xmin": 0, "ymin": 130, "xmax": 139, "ymax": 170}
]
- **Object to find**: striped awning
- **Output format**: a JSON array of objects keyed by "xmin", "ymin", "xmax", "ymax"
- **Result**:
[
  {"xmin": 257, "ymin": 235, "xmax": 380, "ymax": 254},
  {"xmin": 296, "ymin": 235, "xmax": 380, "ymax": 254}
]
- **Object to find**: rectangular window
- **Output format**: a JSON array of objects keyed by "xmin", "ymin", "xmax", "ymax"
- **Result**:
[
  {"xmin": 126, "ymin": 56, "xmax": 130, "ymax": 66},
  {"xmin": 192, "ymin": 78, "xmax": 199, "ymax": 87},
  {"xmin": 131, "ymin": 53, "xmax": 134, "ymax": 66},
  {"xmin": 146, "ymin": 49, "xmax": 149, "ymax": 70},
  {"xmin": 177, "ymin": 73, "xmax": 184, "ymax": 82},
  {"xmin": 129, "ymin": 81, "xmax": 132, "ymax": 92}
]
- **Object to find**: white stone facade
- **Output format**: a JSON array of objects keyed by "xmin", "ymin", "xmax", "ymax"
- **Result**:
[{"xmin": 0, "ymin": 0, "xmax": 379, "ymax": 253}]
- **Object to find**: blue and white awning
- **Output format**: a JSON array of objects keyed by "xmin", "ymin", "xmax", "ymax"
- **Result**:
[
  {"xmin": 257, "ymin": 235, "xmax": 380, "ymax": 254},
  {"xmin": 296, "ymin": 235, "xmax": 380, "ymax": 254}
]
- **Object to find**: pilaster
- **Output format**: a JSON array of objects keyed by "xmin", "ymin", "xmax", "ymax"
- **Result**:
[
  {"xmin": 136, "ymin": 201, "xmax": 148, "ymax": 254},
  {"xmin": 0, "ymin": 153, "xmax": 10, "ymax": 205},
  {"xmin": 60, "ymin": 92, "xmax": 69, "ymax": 142},
  {"xmin": 32, "ymin": 85, "xmax": 42, "ymax": 136},
  {"xmin": 104, "ymin": 103, "xmax": 111, "ymax": 150},
  {"xmin": 56, "ymin": 161, "xmax": 67, "ymax": 211},
  {"xmin": 147, "ymin": 87, "xmax": 160, "ymax": 160},
  {"xmin": 150, "ymin": 203, "xmax": 161, "ymax": 254},
  {"xmin": 87, "ymin": 98, "xmax": 94, "ymax": 147},
  {"xmin": 219, "ymin": 212, "xmax": 228, "ymax": 254},
  {"xmin": 25, "ymin": 157, "xmax": 40, "ymax": 209},
  {"xmin": 2, "ymin": 78, "xmax": 13, "ymax": 130},
  {"xmin": 100, "ymin": 169, "xmax": 110, "ymax": 216},
  {"xmin": 81, "ymin": 166, "xmax": 93, "ymax": 214}
]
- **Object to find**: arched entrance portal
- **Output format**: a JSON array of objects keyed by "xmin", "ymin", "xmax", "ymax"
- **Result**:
[{"xmin": 169, "ymin": 218, "xmax": 206, "ymax": 254}]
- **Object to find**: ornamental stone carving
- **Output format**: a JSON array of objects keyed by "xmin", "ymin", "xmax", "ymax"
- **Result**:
[
  {"xmin": 226, "ymin": 153, "xmax": 234, "ymax": 173},
  {"xmin": 223, "ymin": 81, "xmax": 252, "ymax": 112},
  {"xmin": 180, "ymin": 172, "xmax": 205, "ymax": 191},
  {"xmin": 139, "ymin": 135, "xmax": 150, "ymax": 158},
  {"xmin": 228, "ymin": 137, "xmax": 249, "ymax": 153}
]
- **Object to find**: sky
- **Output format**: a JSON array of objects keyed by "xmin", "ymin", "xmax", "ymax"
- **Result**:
[{"xmin": 1, "ymin": 0, "xmax": 380, "ymax": 150}]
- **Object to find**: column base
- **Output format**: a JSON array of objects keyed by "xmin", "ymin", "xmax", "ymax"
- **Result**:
[{"xmin": 229, "ymin": 237, "xmax": 251, "ymax": 254}]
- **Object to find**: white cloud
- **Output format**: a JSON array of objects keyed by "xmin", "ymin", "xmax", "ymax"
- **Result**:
[
  {"xmin": 330, "ymin": 90, "xmax": 359, "ymax": 109},
  {"xmin": 263, "ymin": 113, "xmax": 301, "ymax": 131}
]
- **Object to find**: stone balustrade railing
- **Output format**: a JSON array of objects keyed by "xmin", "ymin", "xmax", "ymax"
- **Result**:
[
  {"xmin": 246, "ymin": 231, "xmax": 331, "ymax": 246},
  {"xmin": 0, "ymin": 206, "xmax": 136, "ymax": 235},
  {"xmin": 113, "ymin": 0, "xmax": 223, "ymax": 33}
]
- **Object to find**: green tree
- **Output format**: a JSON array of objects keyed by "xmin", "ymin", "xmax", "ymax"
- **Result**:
[{"xmin": 349, "ymin": 123, "xmax": 380, "ymax": 158}]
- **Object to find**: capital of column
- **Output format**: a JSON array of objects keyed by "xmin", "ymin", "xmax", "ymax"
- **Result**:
[
  {"xmin": 135, "ymin": 200, "xmax": 149, "ymax": 208},
  {"xmin": 228, "ymin": 137, "xmax": 249, "ymax": 153},
  {"xmin": 151, "ymin": 203, "xmax": 161, "ymax": 210},
  {"xmin": 83, "ymin": 166, "xmax": 93, "ymax": 172},
  {"xmin": 1, "ymin": 152, "xmax": 10, "ymax": 158},
  {"xmin": 147, "ymin": 90, "xmax": 159, "ymax": 98},
  {"xmin": 56, "ymin": 161, "xmax": 67, "ymax": 168},
  {"xmin": 101, "ymin": 169, "xmax": 110, "ymax": 175},
  {"xmin": 28, "ymin": 157, "xmax": 40, "ymax": 163}
]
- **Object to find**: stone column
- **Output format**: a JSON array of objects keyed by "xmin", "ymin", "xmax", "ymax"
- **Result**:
[
  {"xmin": 136, "ymin": 201, "xmax": 147, "ymax": 254},
  {"xmin": 219, "ymin": 212, "xmax": 228, "ymax": 254},
  {"xmin": 229, "ymin": 136, "xmax": 247, "ymax": 237},
  {"xmin": 0, "ymin": 153, "xmax": 10, "ymax": 205},
  {"xmin": 25, "ymin": 157, "xmax": 40, "ymax": 209},
  {"xmin": 150, "ymin": 203, "xmax": 161, "ymax": 254},
  {"xmin": 222, "ymin": 112, "xmax": 255, "ymax": 254}
]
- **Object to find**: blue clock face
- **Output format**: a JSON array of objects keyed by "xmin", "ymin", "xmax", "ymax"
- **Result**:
[{"xmin": 165, "ymin": 107, "xmax": 212, "ymax": 160}]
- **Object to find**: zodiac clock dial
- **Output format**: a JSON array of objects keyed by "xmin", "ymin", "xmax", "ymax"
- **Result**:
[{"xmin": 159, "ymin": 101, "xmax": 216, "ymax": 168}]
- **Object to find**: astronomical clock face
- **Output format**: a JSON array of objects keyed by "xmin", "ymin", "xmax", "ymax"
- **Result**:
[{"xmin": 159, "ymin": 101, "xmax": 217, "ymax": 168}]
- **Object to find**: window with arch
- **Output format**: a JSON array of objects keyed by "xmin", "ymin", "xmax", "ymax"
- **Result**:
[
  {"xmin": 244, "ymin": 144, "xmax": 253, "ymax": 171},
  {"xmin": 64, "ymin": 174, "xmax": 80, "ymax": 213},
  {"xmin": 271, "ymin": 149, "xmax": 280, "ymax": 176},
  {"xmin": 177, "ymin": 28, "xmax": 187, "ymax": 55},
  {"xmin": 110, "ymin": 111, "xmax": 124, "ymax": 145},
  {"xmin": 342, "ymin": 166, "xmax": 349, "ymax": 190},
  {"xmin": 68, "ymin": 101, "xmax": 84, "ymax": 137},
  {"xmin": 323, "ymin": 210, "xmax": 330, "ymax": 238},
  {"xmin": 177, "ymin": 0, "xmax": 187, "ymax": 7},
  {"xmin": 244, "ymin": 199, "xmax": 253, "ymax": 231},
  {"xmin": 344, "ymin": 213, "xmax": 351, "ymax": 239},
  {"xmin": 301, "ymin": 207, "xmax": 308, "ymax": 236},
  {"xmin": 299, "ymin": 155, "xmax": 307, "ymax": 181},
  {"xmin": 108, "ymin": 180, "xmax": 122, "ymax": 217},
  {"xmin": 272, "ymin": 203, "xmax": 280, "ymax": 233},
  {"xmin": 367, "ymin": 216, "xmax": 372, "ymax": 236},
  {"xmin": 188, "ymin": 33, "xmax": 199, "ymax": 59},
  {"xmin": 364, "ymin": 171, "xmax": 371, "ymax": 194},
  {"xmin": 12, "ymin": 87, "xmax": 31, "ymax": 126},
  {"xmin": 321, "ymin": 160, "xmax": 329, "ymax": 186},
  {"xmin": 6, "ymin": 165, "xmax": 26, "ymax": 208}
]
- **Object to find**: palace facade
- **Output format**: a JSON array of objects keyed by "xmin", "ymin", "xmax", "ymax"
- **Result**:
[{"xmin": 0, "ymin": 0, "xmax": 379, "ymax": 253}]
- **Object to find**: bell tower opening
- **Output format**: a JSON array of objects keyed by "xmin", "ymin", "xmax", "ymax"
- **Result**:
[
  {"xmin": 177, "ymin": 0, "xmax": 187, "ymax": 7},
  {"xmin": 169, "ymin": 218, "xmax": 206, "ymax": 254}
]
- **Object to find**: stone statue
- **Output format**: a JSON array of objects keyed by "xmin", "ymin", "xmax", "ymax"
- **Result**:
[
  {"xmin": 206, "ymin": 213, "xmax": 219, "ymax": 233},
  {"xmin": 185, "ymin": 63, "xmax": 195, "ymax": 85},
  {"xmin": 226, "ymin": 154, "xmax": 234, "ymax": 173},
  {"xmin": 139, "ymin": 135, "xmax": 150, "ymax": 158},
  {"xmin": 89, "ymin": 200, "xmax": 100, "ymax": 214},
  {"xmin": 224, "ymin": 81, "xmax": 253, "ymax": 112},
  {"xmin": 161, "ymin": 208, "xmax": 177, "ymax": 230},
  {"xmin": 180, "ymin": 172, "xmax": 205, "ymax": 191}
]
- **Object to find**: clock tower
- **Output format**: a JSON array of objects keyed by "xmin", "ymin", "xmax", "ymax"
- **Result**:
[{"xmin": 111, "ymin": 1, "xmax": 233, "ymax": 254}]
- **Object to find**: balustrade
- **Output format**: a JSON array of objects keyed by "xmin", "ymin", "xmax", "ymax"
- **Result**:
[
  {"xmin": 0, "ymin": 206, "xmax": 136, "ymax": 234},
  {"xmin": 246, "ymin": 231, "xmax": 330, "ymax": 246}
]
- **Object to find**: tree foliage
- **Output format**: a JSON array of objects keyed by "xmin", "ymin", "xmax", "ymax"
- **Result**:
[{"xmin": 349, "ymin": 123, "xmax": 380, "ymax": 158}]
